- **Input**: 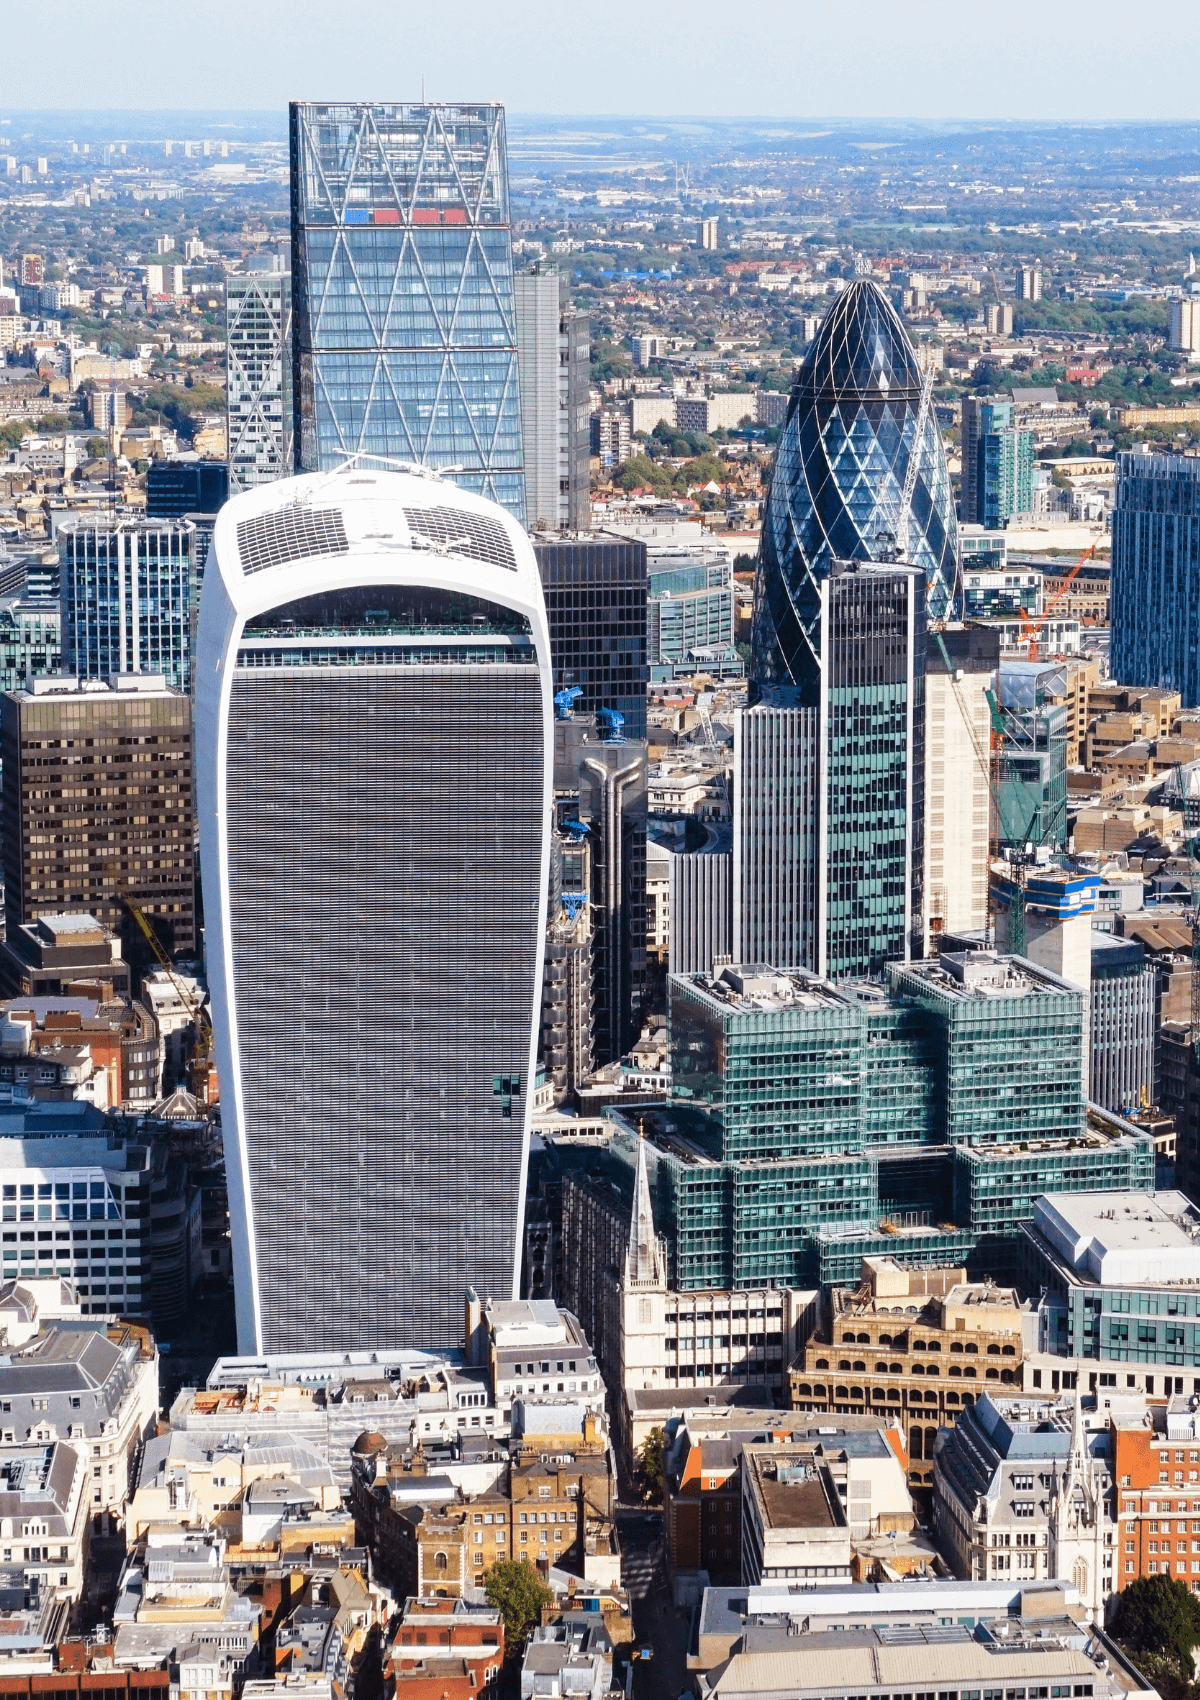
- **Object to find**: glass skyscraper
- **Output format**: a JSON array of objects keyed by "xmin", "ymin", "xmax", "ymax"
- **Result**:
[
  {"xmin": 59, "ymin": 516, "xmax": 200, "ymax": 693},
  {"xmin": 977, "ymin": 400, "xmax": 1035, "ymax": 530},
  {"xmin": 735, "ymin": 561, "xmax": 925, "ymax": 978},
  {"xmin": 290, "ymin": 103, "xmax": 525, "ymax": 520},
  {"xmin": 196, "ymin": 468, "xmax": 552, "ymax": 1354},
  {"xmin": 752, "ymin": 280, "xmax": 957, "ymax": 705},
  {"xmin": 1112, "ymin": 452, "xmax": 1200, "ymax": 707},
  {"xmin": 227, "ymin": 270, "xmax": 293, "ymax": 493}
]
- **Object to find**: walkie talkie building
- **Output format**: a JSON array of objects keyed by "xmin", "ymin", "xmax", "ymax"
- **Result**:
[
  {"xmin": 290, "ymin": 103, "xmax": 526, "ymax": 521},
  {"xmin": 752, "ymin": 280, "xmax": 956, "ymax": 705},
  {"xmin": 197, "ymin": 469, "xmax": 552, "ymax": 1353}
]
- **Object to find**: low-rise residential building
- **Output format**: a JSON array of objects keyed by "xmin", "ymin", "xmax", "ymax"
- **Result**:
[
  {"xmin": 386, "ymin": 1597, "xmax": 503, "ymax": 1700},
  {"xmin": 129, "ymin": 1427, "xmax": 345, "ymax": 1548},
  {"xmin": 111, "ymin": 1529, "xmax": 261, "ymax": 1694},
  {"xmin": 933, "ymin": 1392, "xmax": 1117, "ymax": 1620},
  {"xmin": 464, "ymin": 1294, "xmax": 606, "ymax": 1429},
  {"xmin": 351, "ymin": 1415, "xmax": 617, "ymax": 1597},
  {"xmin": 0, "ymin": 1439, "xmax": 89, "ymax": 1606},
  {"xmin": 519, "ymin": 1621, "xmax": 611, "ymax": 1700}
]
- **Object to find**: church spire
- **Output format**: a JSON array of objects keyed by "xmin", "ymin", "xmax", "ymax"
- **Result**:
[{"xmin": 626, "ymin": 1132, "xmax": 665, "ymax": 1286}]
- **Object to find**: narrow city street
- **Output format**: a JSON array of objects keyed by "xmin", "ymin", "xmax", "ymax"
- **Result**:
[{"xmin": 618, "ymin": 1507, "xmax": 693, "ymax": 1700}]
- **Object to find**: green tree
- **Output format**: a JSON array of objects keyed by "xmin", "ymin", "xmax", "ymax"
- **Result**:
[
  {"xmin": 484, "ymin": 1560, "xmax": 554, "ymax": 1659},
  {"xmin": 85, "ymin": 436, "xmax": 108, "ymax": 459},
  {"xmin": 639, "ymin": 1427, "xmax": 666, "ymax": 1497},
  {"xmin": 1111, "ymin": 1572, "xmax": 1200, "ymax": 1679},
  {"xmin": 614, "ymin": 454, "xmax": 673, "ymax": 495}
]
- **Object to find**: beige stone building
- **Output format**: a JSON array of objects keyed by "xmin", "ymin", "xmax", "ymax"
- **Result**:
[
  {"xmin": 926, "ymin": 651, "xmax": 993, "ymax": 938},
  {"xmin": 789, "ymin": 1257, "xmax": 1029, "ymax": 1492}
]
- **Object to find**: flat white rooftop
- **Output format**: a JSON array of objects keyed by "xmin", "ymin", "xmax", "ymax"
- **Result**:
[{"xmin": 1034, "ymin": 1190, "xmax": 1200, "ymax": 1286}]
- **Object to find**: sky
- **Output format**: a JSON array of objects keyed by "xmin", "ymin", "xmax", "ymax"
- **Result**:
[{"xmin": 5, "ymin": 0, "xmax": 1200, "ymax": 122}]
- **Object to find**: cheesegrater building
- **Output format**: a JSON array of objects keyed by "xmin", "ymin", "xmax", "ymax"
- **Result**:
[
  {"xmin": 290, "ymin": 102, "xmax": 525, "ymax": 521},
  {"xmin": 197, "ymin": 469, "xmax": 552, "ymax": 1353}
]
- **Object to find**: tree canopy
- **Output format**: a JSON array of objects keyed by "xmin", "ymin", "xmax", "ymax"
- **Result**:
[
  {"xmin": 484, "ymin": 1560, "xmax": 554, "ymax": 1658},
  {"xmin": 639, "ymin": 1427, "xmax": 666, "ymax": 1497},
  {"xmin": 1111, "ymin": 1572, "xmax": 1200, "ymax": 1679}
]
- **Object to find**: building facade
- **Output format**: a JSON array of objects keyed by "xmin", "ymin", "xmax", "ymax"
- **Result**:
[
  {"xmin": 514, "ymin": 265, "xmax": 589, "ymax": 532},
  {"xmin": 0, "ymin": 676, "xmax": 195, "ymax": 958},
  {"xmin": 145, "ymin": 461, "xmax": 228, "ymax": 520},
  {"xmin": 977, "ymin": 401, "xmax": 1035, "ymax": 530},
  {"xmin": 290, "ymin": 102, "xmax": 525, "ymax": 519},
  {"xmin": 790, "ymin": 1258, "xmax": 1027, "ymax": 1488},
  {"xmin": 751, "ymin": 279, "xmax": 957, "ymax": 704},
  {"xmin": 926, "ymin": 625, "xmax": 996, "ymax": 938},
  {"xmin": 227, "ymin": 271, "xmax": 293, "ymax": 494},
  {"xmin": 933, "ymin": 1391, "xmax": 1115, "ymax": 1620},
  {"xmin": 197, "ymin": 469, "xmax": 552, "ymax": 1354},
  {"xmin": 1112, "ymin": 452, "xmax": 1200, "ymax": 708},
  {"xmin": 1090, "ymin": 937, "xmax": 1156, "ymax": 1116},
  {"xmin": 553, "ymin": 714, "xmax": 647, "ymax": 1063},
  {"xmin": 736, "ymin": 561, "xmax": 925, "ymax": 979},
  {"xmin": 533, "ymin": 535, "xmax": 648, "ymax": 741},
  {"xmin": 0, "ymin": 596, "xmax": 59, "ymax": 695},
  {"xmin": 59, "ymin": 517, "xmax": 200, "ymax": 692}
]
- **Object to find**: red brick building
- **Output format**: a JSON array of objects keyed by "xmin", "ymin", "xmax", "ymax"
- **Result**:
[
  {"xmin": 386, "ymin": 1596, "xmax": 504, "ymax": 1700},
  {"xmin": 1113, "ymin": 1404, "xmax": 1200, "ymax": 1592}
]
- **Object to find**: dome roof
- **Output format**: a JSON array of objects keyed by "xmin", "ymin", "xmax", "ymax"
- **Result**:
[{"xmin": 352, "ymin": 1430, "xmax": 387, "ymax": 1457}]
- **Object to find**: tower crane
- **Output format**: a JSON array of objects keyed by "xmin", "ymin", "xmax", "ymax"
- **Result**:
[{"xmin": 111, "ymin": 880, "xmax": 211, "ymax": 1082}]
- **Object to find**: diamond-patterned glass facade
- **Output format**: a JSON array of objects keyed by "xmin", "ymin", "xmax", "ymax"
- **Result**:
[
  {"xmin": 290, "ymin": 103, "xmax": 525, "ymax": 520},
  {"xmin": 227, "ymin": 272, "xmax": 292, "ymax": 494},
  {"xmin": 752, "ymin": 280, "xmax": 956, "ymax": 704}
]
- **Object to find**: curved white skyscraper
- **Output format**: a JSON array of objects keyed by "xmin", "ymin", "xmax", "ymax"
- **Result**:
[{"xmin": 197, "ymin": 469, "xmax": 553, "ymax": 1353}]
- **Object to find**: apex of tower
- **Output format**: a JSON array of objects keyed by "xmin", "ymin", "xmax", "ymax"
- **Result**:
[{"xmin": 625, "ymin": 1133, "xmax": 666, "ymax": 1289}]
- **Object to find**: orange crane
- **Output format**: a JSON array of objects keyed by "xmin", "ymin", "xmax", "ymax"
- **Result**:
[{"xmin": 1017, "ymin": 540, "xmax": 1101, "ymax": 660}]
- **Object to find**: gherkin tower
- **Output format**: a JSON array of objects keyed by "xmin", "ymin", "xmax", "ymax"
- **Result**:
[{"xmin": 752, "ymin": 280, "xmax": 957, "ymax": 705}]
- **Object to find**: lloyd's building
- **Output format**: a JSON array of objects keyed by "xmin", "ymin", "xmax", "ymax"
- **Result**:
[{"xmin": 197, "ymin": 469, "xmax": 553, "ymax": 1353}]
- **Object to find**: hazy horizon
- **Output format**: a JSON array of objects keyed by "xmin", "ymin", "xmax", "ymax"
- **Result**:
[{"xmin": 5, "ymin": 0, "xmax": 1200, "ymax": 123}]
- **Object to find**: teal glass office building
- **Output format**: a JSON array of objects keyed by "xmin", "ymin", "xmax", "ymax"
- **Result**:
[
  {"xmin": 619, "ymin": 955, "xmax": 1152, "ymax": 1289},
  {"xmin": 290, "ymin": 103, "xmax": 525, "ymax": 520}
]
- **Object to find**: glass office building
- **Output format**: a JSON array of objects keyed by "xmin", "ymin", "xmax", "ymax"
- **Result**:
[
  {"xmin": 735, "ymin": 561, "xmax": 925, "ymax": 980},
  {"xmin": 290, "ymin": 103, "xmax": 525, "ymax": 520},
  {"xmin": 890, "ymin": 952, "xmax": 1085, "ymax": 1147},
  {"xmin": 197, "ymin": 469, "xmax": 552, "ymax": 1353},
  {"xmin": 751, "ymin": 280, "xmax": 957, "ymax": 705},
  {"xmin": 59, "ymin": 516, "xmax": 200, "ymax": 692},
  {"xmin": 976, "ymin": 401, "xmax": 1035, "ymax": 530},
  {"xmin": 1112, "ymin": 452, "xmax": 1200, "ymax": 707},
  {"xmin": 227, "ymin": 271, "xmax": 293, "ymax": 493}
]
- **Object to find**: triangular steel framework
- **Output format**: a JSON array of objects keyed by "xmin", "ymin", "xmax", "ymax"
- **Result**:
[{"xmin": 290, "ymin": 102, "xmax": 525, "ymax": 520}]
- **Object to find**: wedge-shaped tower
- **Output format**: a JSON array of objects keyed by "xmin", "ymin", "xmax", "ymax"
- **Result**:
[
  {"xmin": 752, "ymin": 280, "xmax": 956, "ymax": 704},
  {"xmin": 197, "ymin": 469, "xmax": 552, "ymax": 1353}
]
